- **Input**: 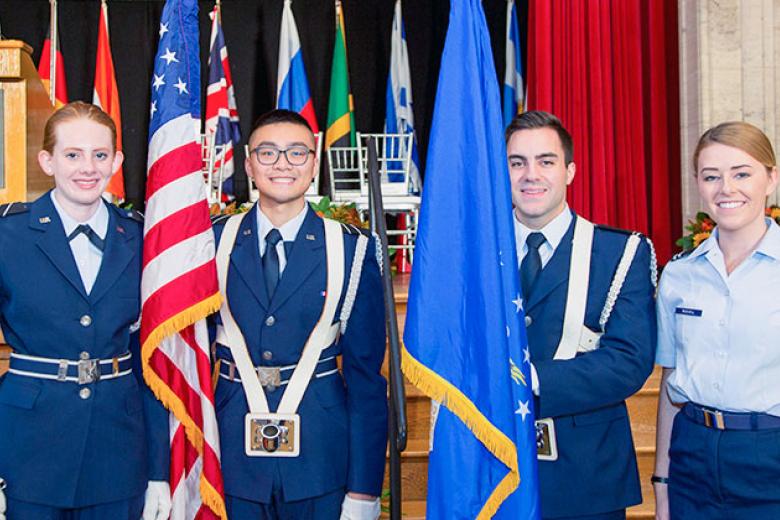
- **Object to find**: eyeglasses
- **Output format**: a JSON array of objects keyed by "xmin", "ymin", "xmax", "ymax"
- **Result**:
[{"xmin": 251, "ymin": 145, "xmax": 315, "ymax": 166}]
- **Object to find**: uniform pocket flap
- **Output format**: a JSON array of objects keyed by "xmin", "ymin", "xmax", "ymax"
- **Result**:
[
  {"xmin": 572, "ymin": 403, "xmax": 627, "ymax": 426},
  {"xmin": 0, "ymin": 376, "xmax": 42, "ymax": 410}
]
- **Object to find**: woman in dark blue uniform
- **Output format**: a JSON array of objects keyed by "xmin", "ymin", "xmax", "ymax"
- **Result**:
[
  {"xmin": 0, "ymin": 102, "xmax": 169, "ymax": 520},
  {"xmin": 654, "ymin": 121, "xmax": 780, "ymax": 519}
]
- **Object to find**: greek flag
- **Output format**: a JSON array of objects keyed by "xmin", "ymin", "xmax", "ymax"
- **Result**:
[{"xmin": 503, "ymin": 0, "xmax": 524, "ymax": 126}]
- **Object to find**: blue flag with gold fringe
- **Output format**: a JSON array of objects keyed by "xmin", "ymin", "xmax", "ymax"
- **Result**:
[{"xmin": 401, "ymin": 0, "xmax": 540, "ymax": 518}]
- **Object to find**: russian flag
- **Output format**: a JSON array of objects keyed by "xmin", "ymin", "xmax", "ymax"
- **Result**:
[{"xmin": 276, "ymin": 0, "xmax": 319, "ymax": 132}]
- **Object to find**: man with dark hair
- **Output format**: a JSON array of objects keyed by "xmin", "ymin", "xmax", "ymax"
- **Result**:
[
  {"xmin": 507, "ymin": 110, "xmax": 656, "ymax": 519},
  {"xmin": 211, "ymin": 109, "xmax": 387, "ymax": 519}
]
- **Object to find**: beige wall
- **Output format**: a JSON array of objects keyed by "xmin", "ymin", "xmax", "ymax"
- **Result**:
[{"xmin": 679, "ymin": 0, "xmax": 780, "ymax": 225}]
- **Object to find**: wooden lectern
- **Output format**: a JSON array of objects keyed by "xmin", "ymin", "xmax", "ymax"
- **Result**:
[
  {"xmin": 0, "ymin": 40, "xmax": 54, "ymax": 205},
  {"xmin": 0, "ymin": 40, "xmax": 54, "ymax": 371}
]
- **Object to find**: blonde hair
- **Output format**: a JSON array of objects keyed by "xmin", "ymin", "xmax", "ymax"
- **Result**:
[
  {"xmin": 42, "ymin": 101, "xmax": 117, "ymax": 153},
  {"xmin": 693, "ymin": 121, "xmax": 776, "ymax": 174}
]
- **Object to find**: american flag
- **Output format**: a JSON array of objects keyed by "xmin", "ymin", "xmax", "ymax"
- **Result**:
[
  {"xmin": 140, "ymin": 1, "xmax": 226, "ymax": 519},
  {"xmin": 204, "ymin": 4, "xmax": 241, "ymax": 197}
]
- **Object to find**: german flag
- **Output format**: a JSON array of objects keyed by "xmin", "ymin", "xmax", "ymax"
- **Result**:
[
  {"xmin": 325, "ymin": 0, "xmax": 355, "ymax": 149},
  {"xmin": 38, "ymin": 1, "xmax": 68, "ymax": 109}
]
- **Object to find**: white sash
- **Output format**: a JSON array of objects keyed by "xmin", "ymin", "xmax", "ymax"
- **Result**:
[
  {"xmin": 553, "ymin": 217, "xmax": 594, "ymax": 360},
  {"xmin": 552, "ymin": 217, "xmax": 642, "ymax": 360},
  {"xmin": 215, "ymin": 214, "xmax": 344, "ymax": 415}
]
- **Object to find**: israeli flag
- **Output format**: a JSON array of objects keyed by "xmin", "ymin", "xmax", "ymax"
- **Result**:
[{"xmin": 384, "ymin": 0, "xmax": 421, "ymax": 193}]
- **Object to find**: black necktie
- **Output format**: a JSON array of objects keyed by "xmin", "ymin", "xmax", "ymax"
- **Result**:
[
  {"xmin": 263, "ymin": 229, "xmax": 283, "ymax": 297},
  {"xmin": 68, "ymin": 224, "xmax": 105, "ymax": 252},
  {"xmin": 520, "ymin": 232, "xmax": 545, "ymax": 299}
]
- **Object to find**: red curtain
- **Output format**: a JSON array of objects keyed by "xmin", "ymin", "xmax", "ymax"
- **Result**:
[{"xmin": 527, "ymin": 0, "xmax": 681, "ymax": 264}]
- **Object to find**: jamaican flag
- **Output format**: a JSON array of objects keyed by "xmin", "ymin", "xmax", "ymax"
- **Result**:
[{"xmin": 325, "ymin": 0, "xmax": 356, "ymax": 149}]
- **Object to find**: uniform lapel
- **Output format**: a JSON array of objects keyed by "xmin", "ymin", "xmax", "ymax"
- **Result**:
[
  {"xmin": 230, "ymin": 205, "xmax": 270, "ymax": 310},
  {"xmin": 90, "ymin": 205, "xmax": 135, "ymax": 304},
  {"xmin": 31, "ymin": 194, "xmax": 89, "ymax": 301},
  {"xmin": 525, "ymin": 216, "xmax": 576, "ymax": 312},
  {"xmin": 269, "ymin": 207, "xmax": 325, "ymax": 312}
]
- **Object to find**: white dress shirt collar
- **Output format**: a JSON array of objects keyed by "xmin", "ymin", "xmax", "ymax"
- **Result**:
[
  {"xmin": 50, "ymin": 190, "xmax": 109, "ymax": 240},
  {"xmin": 514, "ymin": 205, "xmax": 573, "ymax": 267},
  {"xmin": 257, "ymin": 203, "xmax": 308, "ymax": 251}
]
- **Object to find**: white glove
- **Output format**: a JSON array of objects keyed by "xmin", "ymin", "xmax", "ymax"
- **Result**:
[
  {"xmin": 339, "ymin": 494, "xmax": 380, "ymax": 520},
  {"xmin": 0, "ymin": 477, "xmax": 6, "ymax": 520},
  {"xmin": 530, "ymin": 362, "xmax": 540, "ymax": 396},
  {"xmin": 142, "ymin": 481, "xmax": 171, "ymax": 520}
]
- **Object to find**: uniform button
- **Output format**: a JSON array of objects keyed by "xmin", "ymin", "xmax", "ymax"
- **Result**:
[
  {"xmin": 713, "ymin": 382, "xmax": 720, "ymax": 390},
  {"xmin": 719, "ymin": 319, "xmax": 726, "ymax": 327},
  {"xmin": 265, "ymin": 316, "xmax": 276, "ymax": 327},
  {"xmin": 265, "ymin": 384, "xmax": 276, "ymax": 393},
  {"xmin": 79, "ymin": 388, "xmax": 91, "ymax": 400},
  {"xmin": 525, "ymin": 316, "xmax": 533, "ymax": 327},
  {"xmin": 262, "ymin": 350, "xmax": 273, "ymax": 361},
  {"xmin": 79, "ymin": 315, "xmax": 92, "ymax": 327},
  {"xmin": 718, "ymin": 351, "xmax": 726, "ymax": 358},
  {"xmin": 80, "ymin": 351, "xmax": 90, "ymax": 360}
]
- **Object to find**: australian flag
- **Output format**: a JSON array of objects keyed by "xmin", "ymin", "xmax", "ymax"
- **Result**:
[{"xmin": 205, "ymin": 4, "xmax": 241, "ymax": 197}]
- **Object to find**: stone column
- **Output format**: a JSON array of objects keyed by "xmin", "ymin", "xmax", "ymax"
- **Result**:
[{"xmin": 678, "ymin": 0, "xmax": 780, "ymax": 225}]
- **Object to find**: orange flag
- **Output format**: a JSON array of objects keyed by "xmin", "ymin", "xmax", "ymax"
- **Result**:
[
  {"xmin": 37, "ymin": 2, "xmax": 68, "ymax": 109},
  {"xmin": 93, "ymin": 0, "xmax": 124, "ymax": 200}
]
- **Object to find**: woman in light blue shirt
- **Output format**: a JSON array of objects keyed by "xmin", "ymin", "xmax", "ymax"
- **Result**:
[{"xmin": 654, "ymin": 121, "xmax": 780, "ymax": 520}]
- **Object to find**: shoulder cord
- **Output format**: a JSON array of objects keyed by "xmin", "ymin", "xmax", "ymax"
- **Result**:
[{"xmin": 599, "ymin": 234, "xmax": 641, "ymax": 331}]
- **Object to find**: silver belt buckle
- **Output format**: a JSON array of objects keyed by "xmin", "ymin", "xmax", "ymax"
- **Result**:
[
  {"xmin": 244, "ymin": 413, "xmax": 300, "ymax": 457},
  {"xmin": 256, "ymin": 366, "xmax": 281, "ymax": 389},
  {"xmin": 535, "ymin": 418, "xmax": 558, "ymax": 461},
  {"xmin": 78, "ymin": 358, "xmax": 101, "ymax": 384},
  {"xmin": 702, "ymin": 408, "xmax": 725, "ymax": 430}
]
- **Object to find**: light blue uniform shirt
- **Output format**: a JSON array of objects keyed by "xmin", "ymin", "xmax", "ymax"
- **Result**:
[
  {"xmin": 50, "ymin": 190, "xmax": 108, "ymax": 294},
  {"xmin": 656, "ymin": 219, "xmax": 780, "ymax": 416},
  {"xmin": 256, "ymin": 203, "xmax": 307, "ymax": 274}
]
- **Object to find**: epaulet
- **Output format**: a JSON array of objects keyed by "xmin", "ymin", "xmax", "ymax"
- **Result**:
[
  {"xmin": 211, "ymin": 213, "xmax": 231, "ymax": 225},
  {"xmin": 0, "ymin": 202, "xmax": 29, "ymax": 217},
  {"xmin": 670, "ymin": 249, "xmax": 693, "ymax": 262},
  {"xmin": 339, "ymin": 222, "xmax": 370, "ymax": 237},
  {"xmin": 595, "ymin": 223, "xmax": 636, "ymax": 237},
  {"xmin": 122, "ymin": 208, "xmax": 144, "ymax": 223}
]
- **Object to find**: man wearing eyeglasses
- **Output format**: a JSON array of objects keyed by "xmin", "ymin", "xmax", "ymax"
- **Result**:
[{"xmin": 210, "ymin": 109, "xmax": 387, "ymax": 520}]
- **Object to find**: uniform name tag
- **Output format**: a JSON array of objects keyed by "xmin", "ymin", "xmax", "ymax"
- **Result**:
[{"xmin": 675, "ymin": 307, "xmax": 702, "ymax": 317}]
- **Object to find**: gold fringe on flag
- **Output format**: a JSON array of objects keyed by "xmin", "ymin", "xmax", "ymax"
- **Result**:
[
  {"xmin": 401, "ymin": 345, "xmax": 522, "ymax": 519},
  {"xmin": 141, "ymin": 292, "xmax": 226, "ymax": 519}
]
